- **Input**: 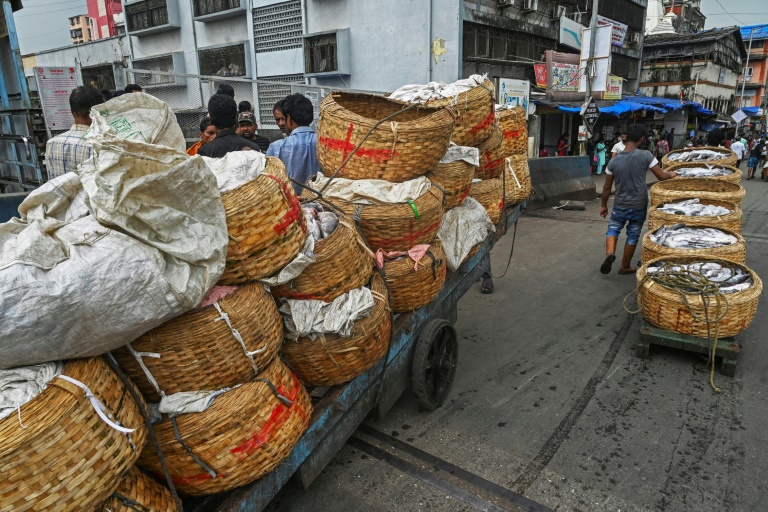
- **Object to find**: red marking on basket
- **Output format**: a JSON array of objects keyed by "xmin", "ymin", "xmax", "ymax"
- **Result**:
[
  {"xmin": 503, "ymin": 129, "xmax": 524, "ymax": 140},
  {"xmin": 469, "ymin": 110, "xmax": 495, "ymax": 134},
  {"xmin": 173, "ymin": 472, "xmax": 220, "ymax": 487},
  {"xmin": 265, "ymin": 174, "xmax": 305, "ymax": 236},
  {"xmin": 376, "ymin": 219, "xmax": 442, "ymax": 249},
  {"xmin": 482, "ymin": 150, "xmax": 505, "ymax": 171},
  {"xmin": 319, "ymin": 122, "xmax": 400, "ymax": 164},
  {"xmin": 457, "ymin": 186, "xmax": 471, "ymax": 203}
]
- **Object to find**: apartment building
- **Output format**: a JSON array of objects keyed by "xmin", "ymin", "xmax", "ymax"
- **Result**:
[
  {"xmin": 736, "ymin": 24, "xmax": 768, "ymax": 109},
  {"xmin": 69, "ymin": 14, "xmax": 92, "ymax": 44}
]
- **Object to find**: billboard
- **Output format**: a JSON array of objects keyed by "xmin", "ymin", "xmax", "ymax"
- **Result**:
[
  {"xmin": 552, "ymin": 63, "xmax": 580, "ymax": 92},
  {"xmin": 604, "ymin": 75, "xmax": 623, "ymax": 100},
  {"xmin": 597, "ymin": 15, "xmax": 628, "ymax": 47},
  {"xmin": 579, "ymin": 25, "xmax": 612, "ymax": 93},
  {"xmin": 35, "ymin": 66, "xmax": 82, "ymax": 132},
  {"xmin": 497, "ymin": 78, "xmax": 530, "ymax": 119},
  {"xmin": 559, "ymin": 16, "xmax": 584, "ymax": 51}
]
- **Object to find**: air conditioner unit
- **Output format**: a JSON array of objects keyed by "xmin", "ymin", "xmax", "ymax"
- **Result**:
[
  {"xmin": 522, "ymin": 0, "xmax": 538, "ymax": 12},
  {"xmin": 631, "ymin": 32, "xmax": 642, "ymax": 44},
  {"xmin": 572, "ymin": 11, "xmax": 583, "ymax": 24},
  {"xmin": 555, "ymin": 5, "xmax": 567, "ymax": 18},
  {"xmin": 498, "ymin": 0, "xmax": 516, "ymax": 6}
]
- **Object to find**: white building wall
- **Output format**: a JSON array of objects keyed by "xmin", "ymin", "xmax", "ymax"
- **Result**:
[{"xmin": 28, "ymin": 36, "xmax": 129, "ymax": 89}]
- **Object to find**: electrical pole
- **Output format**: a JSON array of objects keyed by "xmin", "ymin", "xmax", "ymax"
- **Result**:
[{"xmin": 581, "ymin": 0, "xmax": 599, "ymax": 155}]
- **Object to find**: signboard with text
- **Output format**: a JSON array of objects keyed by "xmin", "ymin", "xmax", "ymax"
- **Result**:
[
  {"xmin": 497, "ymin": 78, "xmax": 530, "ymax": 119},
  {"xmin": 534, "ymin": 63, "xmax": 547, "ymax": 89},
  {"xmin": 604, "ymin": 75, "xmax": 623, "ymax": 100},
  {"xmin": 597, "ymin": 15, "xmax": 628, "ymax": 47},
  {"xmin": 35, "ymin": 67, "xmax": 82, "ymax": 132},
  {"xmin": 582, "ymin": 97, "xmax": 601, "ymax": 134},
  {"xmin": 551, "ymin": 63, "xmax": 580, "ymax": 91}
]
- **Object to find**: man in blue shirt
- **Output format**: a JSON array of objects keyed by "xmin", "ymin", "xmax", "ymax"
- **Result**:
[{"xmin": 267, "ymin": 94, "xmax": 319, "ymax": 195}]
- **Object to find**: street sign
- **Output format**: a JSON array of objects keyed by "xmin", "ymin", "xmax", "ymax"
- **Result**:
[{"xmin": 582, "ymin": 97, "xmax": 600, "ymax": 134}]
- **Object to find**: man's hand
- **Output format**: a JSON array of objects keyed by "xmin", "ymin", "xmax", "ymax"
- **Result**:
[
  {"xmin": 600, "ymin": 206, "xmax": 608, "ymax": 218},
  {"xmin": 667, "ymin": 171, "xmax": 677, "ymax": 178}
]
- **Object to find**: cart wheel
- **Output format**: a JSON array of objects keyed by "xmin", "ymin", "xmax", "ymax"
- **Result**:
[{"xmin": 411, "ymin": 319, "xmax": 458, "ymax": 410}]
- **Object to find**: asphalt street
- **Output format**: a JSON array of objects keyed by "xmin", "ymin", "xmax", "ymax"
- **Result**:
[{"xmin": 266, "ymin": 172, "xmax": 768, "ymax": 512}]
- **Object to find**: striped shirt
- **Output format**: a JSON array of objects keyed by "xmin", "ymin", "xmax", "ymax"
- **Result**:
[{"xmin": 44, "ymin": 124, "xmax": 92, "ymax": 180}]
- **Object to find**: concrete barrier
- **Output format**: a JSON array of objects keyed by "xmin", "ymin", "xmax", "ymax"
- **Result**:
[
  {"xmin": 527, "ymin": 156, "xmax": 597, "ymax": 210},
  {"xmin": 0, "ymin": 193, "xmax": 28, "ymax": 223}
]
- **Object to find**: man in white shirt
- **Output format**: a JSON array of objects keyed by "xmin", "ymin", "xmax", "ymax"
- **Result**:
[
  {"xmin": 611, "ymin": 131, "xmax": 627, "ymax": 158},
  {"xmin": 731, "ymin": 138, "xmax": 746, "ymax": 168}
]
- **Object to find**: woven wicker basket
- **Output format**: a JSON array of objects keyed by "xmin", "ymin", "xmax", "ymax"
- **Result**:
[
  {"xmin": 470, "ymin": 177, "xmax": 504, "ymax": 224},
  {"xmin": 649, "ymin": 178, "xmax": 746, "ymax": 208},
  {"xmin": 219, "ymin": 159, "xmax": 307, "ymax": 285},
  {"xmin": 280, "ymin": 272, "xmax": 392, "ymax": 387},
  {"xmin": 313, "ymin": 186, "xmax": 445, "ymax": 252},
  {"xmin": 426, "ymin": 159, "xmax": 475, "ymax": 210},
  {"xmin": 648, "ymin": 198, "xmax": 742, "ymax": 233},
  {"xmin": 504, "ymin": 155, "xmax": 532, "ymax": 206},
  {"xmin": 641, "ymin": 227, "xmax": 746, "ymax": 264},
  {"xmin": 428, "ymin": 78, "xmax": 495, "ymax": 147},
  {"xmin": 271, "ymin": 212, "xmax": 373, "ymax": 302},
  {"xmin": 98, "ymin": 466, "xmax": 178, "ymax": 512},
  {"xmin": 497, "ymin": 107, "xmax": 528, "ymax": 156},
  {"xmin": 1, "ymin": 357, "xmax": 148, "ymax": 512},
  {"xmin": 383, "ymin": 241, "xmax": 447, "ymax": 313},
  {"xmin": 317, "ymin": 92, "xmax": 454, "ymax": 182},
  {"xmin": 463, "ymin": 242, "xmax": 483, "ymax": 264},
  {"xmin": 661, "ymin": 146, "xmax": 737, "ymax": 168},
  {"xmin": 475, "ymin": 126, "xmax": 505, "ymax": 180},
  {"xmin": 638, "ymin": 256, "xmax": 762, "ymax": 337},
  {"xmin": 113, "ymin": 282, "xmax": 283, "ymax": 403},
  {"xmin": 664, "ymin": 161, "xmax": 743, "ymax": 184},
  {"xmin": 138, "ymin": 357, "xmax": 311, "ymax": 496}
]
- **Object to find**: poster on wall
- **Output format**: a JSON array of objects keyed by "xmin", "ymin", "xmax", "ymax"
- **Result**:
[
  {"xmin": 552, "ymin": 63, "xmax": 580, "ymax": 91},
  {"xmin": 35, "ymin": 67, "xmax": 82, "ymax": 132},
  {"xmin": 497, "ymin": 78, "xmax": 530, "ymax": 119},
  {"xmin": 534, "ymin": 64, "xmax": 547, "ymax": 89},
  {"xmin": 597, "ymin": 15, "xmax": 628, "ymax": 47},
  {"xmin": 604, "ymin": 75, "xmax": 623, "ymax": 100}
]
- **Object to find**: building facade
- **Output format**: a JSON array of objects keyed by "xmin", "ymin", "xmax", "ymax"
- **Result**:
[
  {"xmin": 736, "ymin": 24, "xmax": 768, "ymax": 110},
  {"xmin": 86, "ymin": 0, "xmax": 124, "ymax": 40},
  {"xmin": 69, "ymin": 14, "xmax": 93, "ymax": 44}
]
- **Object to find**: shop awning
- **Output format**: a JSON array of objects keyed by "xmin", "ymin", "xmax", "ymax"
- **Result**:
[
  {"xmin": 742, "ymin": 106, "xmax": 760, "ymax": 116},
  {"xmin": 532, "ymin": 95, "xmax": 714, "ymax": 117}
]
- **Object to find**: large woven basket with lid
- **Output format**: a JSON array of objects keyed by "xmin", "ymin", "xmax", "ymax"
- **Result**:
[
  {"xmin": 504, "ymin": 155, "xmax": 532, "ymax": 206},
  {"xmin": 470, "ymin": 177, "xmax": 504, "ymax": 224},
  {"xmin": 317, "ymin": 92, "xmax": 454, "ymax": 182},
  {"xmin": 280, "ymin": 272, "xmax": 392, "ymax": 387},
  {"xmin": 427, "ymin": 78, "xmax": 495, "ymax": 147},
  {"xmin": 637, "ymin": 256, "xmax": 762, "ymax": 338},
  {"xmin": 496, "ymin": 107, "xmax": 528, "ymax": 156},
  {"xmin": 138, "ymin": 357, "xmax": 311, "ymax": 496},
  {"xmin": 219, "ymin": 159, "xmax": 307, "ymax": 285},
  {"xmin": 0, "ymin": 357, "xmax": 147, "ymax": 512},
  {"xmin": 475, "ymin": 125, "xmax": 505, "ymax": 180},
  {"xmin": 382, "ymin": 241, "xmax": 447, "ymax": 313},
  {"xmin": 426, "ymin": 159, "xmax": 475, "ymax": 210},
  {"xmin": 649, "ymin": 178, "xmax": 745, "ymax": 208},
  {"xmin": 647, "ymin": 198, "xmax": 742, "ymax": 233},
  {"xmin": 97, "ymin": 466, "xmax": 178, "ymax": 512},
  {"xmin": 113, "ymin": 282, "xmax": 283, "ymax": 403}
]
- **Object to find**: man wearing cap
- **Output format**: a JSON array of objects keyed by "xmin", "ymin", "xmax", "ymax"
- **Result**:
[{"xmin": 236, "ymin": 111, "xmax": 270, "ymax": 153}]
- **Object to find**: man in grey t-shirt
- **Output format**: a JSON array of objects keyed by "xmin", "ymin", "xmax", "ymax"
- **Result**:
[{"xmin": 599, "ymin": 125, "xmax": 677, "ymax": 274}]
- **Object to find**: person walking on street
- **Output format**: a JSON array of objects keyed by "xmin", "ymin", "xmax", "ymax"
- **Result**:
[
  {"xmin": 731, "ymin": 138, "xmax": 746, "ymax": 168},
  {"xmin": 666, "ymin": 128, "xmax": 675, "ymax": 150},
  {"xmin": 266, "ymin": 93, "xmax": 319, "ymax": 195},
  {"xmin": 746, "ymin": 139, "xmax": 763, "ymax": 179},
  {"xmin": 599, "ymin": 125, "xmax": 677, "ymax": 275},
  {"xmin": 655, "ymin": 137, "xmax": 669, "ymax": 166},
  {"xmin": 611, "ymin": 131, "xmax": 627, "ymax": 158},
  {"xmin": 595, "ymin": 135, "xmax": 607, "ymax": 175}
]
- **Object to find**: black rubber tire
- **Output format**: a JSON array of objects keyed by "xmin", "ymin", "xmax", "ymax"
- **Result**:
[{"xmin": 411, "ymin": 319, "xmax": 458, "ymax": 410}]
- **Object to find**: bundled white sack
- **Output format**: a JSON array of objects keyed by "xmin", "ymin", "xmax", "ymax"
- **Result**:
[
  {"xmin": 438, "ymin": 197, "xmax": 496, "ymax": 271},
  {"xmin": 0, "ymin": 136, "xmax": 228, "ymax": 369}
]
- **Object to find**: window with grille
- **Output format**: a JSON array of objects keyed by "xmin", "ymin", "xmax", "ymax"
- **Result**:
[
  {"xmin": 198, "ymin": 44, "xmax": 247, "ymax": 77},
  {"xmin": 304, "ymin": 33, "xmax": 337, "ymax": 74},
  {"xmin": 257, "ymin": 74, "xmax": 304, "ymax": 125},
  {"xmin": 125, "ymin": 0, "xmax": 169, "ymax": 32},
  {"xmin": 132, "ymin": 55, "xmax": 175, "ymax": 85},
  {"xmin": 463, "ymin": 22, "xmax": 555, "ymax": 63},
  {"xmin": 82, "ymin": 64, "xmax": 116, "ymax": 90},
  {"xmin": 253, "ymin": 1, "xmax": 303, "ymax": 53},
  {"xmin": 611, "ymin": 53, "xmax": 638, "ymax": 80},
  {"xmin": 194, "ymin": 0, "xmax": 240, "ymax": 17}
]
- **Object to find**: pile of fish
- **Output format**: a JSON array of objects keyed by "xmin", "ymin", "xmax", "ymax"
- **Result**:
[
  {"xmin": 656, "ymin": 199, "xmax": 732, "ymax": 217},
  {"xmin": 672, "ymin": 166, "xmax": 734, "ymax": 178},
  {"xmin": 303, "ymin": 202, "xmax": 339, "ymax": 241},
  {"xmin": 647, "ymin": 261, "xmax": 753, "ymax": 294},
  {"xmin": 667, "ymin": 149, "xmax": 728, "ymax": 163},
  {"xmin": 649, "ymin": 224, "xmax": 737, "ymax": 249}
]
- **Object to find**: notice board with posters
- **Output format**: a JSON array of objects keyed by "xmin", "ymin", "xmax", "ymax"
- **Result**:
[
  {"xmin": 35, "ymin": 66, "xmax": 82, "ymax": 133},
  {"xmin": 497, "ymin": 78, "xmax": 530, "ymax": 119}
]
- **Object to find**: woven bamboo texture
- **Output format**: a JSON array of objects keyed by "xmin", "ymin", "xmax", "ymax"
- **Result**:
[
  {"xmin": 426, "ymin": 159, "xmax": 475, "ymax": 209},
  {"xmin": 649, "ymin": 178, "xmax": 746, "ymax": 208},
  {"xmin": 313, "ymin": 186, "xmax": 445, "ymax": 252},
  {"xmin": 219, "ymin": 159, "xmax": 307, "ymax": 285},
  {"xmin": 113, "ymin": 282, "xmax": 283, "ymax": 403},
  {"xmin": 640, "ymin": 227, "xmax": 746, "ymax": 264},
  {"xmin": 280, "ymin": 272, "xmax": 392, "ymax": 387},
  {"xmin": 637, "ymin": 256, "xmax": 762, "ymax": 337},
  {"xmin": 316, "ymin": 92, "xmax": 454, "ymax": 182},
  {"xmin": 648, "ymin": 199, "xmax": 742, "ymax": 233},
  {"xmin": 471, "ymin": 177, "xmax": 504, "ymax": 224},
  {"xmin": 271, "ymin": 212, "xmax": 373, "ymax": 302},
  {"xmin": 97, "ymin": 466, "xmax": 178, "ymax": 512},
  {"xmin": 137, "ymin": 358, "xmax": 311, "ymax": 496},
  {"xmin": 0, "ymin": 357, "xmax": 147, "ymax": 512},
  {"xmin": 475, "ymin": 126, "xmax": 505, "ymax": 179},
  {"xmin": 497, "ymin": 107, "xmax": 528, "ymax": 156},
  {"xmin": 428, "ymin": 78, "xmax": 495, "ymax": 147},
  {"xmin": 504, "ymin": 155, "xmax": 532, "ymax": 205},
  {"xmin": 661, "ymin": 146, "xmax": 737, "ymax": 168},
  {"xmin": 463, "ymin": 242, "xmax": 482, "ymax": 264},
  {"xmin": 383, "ymin": 241, "xmax": 447, "ymax": 313},
  {"xmin": 664, "ymin": 161, "xmax": 743, "ymax": 184}
]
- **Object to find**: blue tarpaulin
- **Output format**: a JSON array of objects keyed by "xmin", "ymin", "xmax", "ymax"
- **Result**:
[
  {"xmin": 741, "ymin": 24, "xmax": 768, "ymax": 42},
  {"xmin": 742, "ymin": 106, "xmax": 760, "ymax": 116},
  {"xmin": 533, "ymin": 95, "xmax": 712, "ymax": 117}
]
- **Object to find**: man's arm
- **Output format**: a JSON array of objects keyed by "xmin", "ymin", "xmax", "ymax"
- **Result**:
[
  {"xmin": 650, "ymin": 163, "xmax": 676, "ymax": 181},
  {"xmin": 599, "ymin": 173, "xmax": 614, "ymax": 218}
]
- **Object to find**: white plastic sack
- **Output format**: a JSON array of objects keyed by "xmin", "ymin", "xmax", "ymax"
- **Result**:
[
  {"xmin": 202, "ymin": 151, "xmax": 267, "ymax": 194},
  {"xmin": 89, "ymin": 93, "xmax": 186, "ymax": 152},
  {"xmin": 158, "ymin": 387, "xmax": 235, "ymax": 416},
  {"xmin": 388, "ymin": 74, "xmax": 487, "ymax": 104},
  {"xmin": 438, "ymin": 197, "xmax": 496, "ymax": 271},
  {"xmin": 312, "ymin": 172, "xmax": 431, "ymax": 204},
  {"xmin": 280, "ymin": 286, "xmax": 374, "ymax": 340},
  {"xmin": 440, "ymin": 144, "xmax": 480, "ymax": 166},
  {"xmin": 0, "ymin": 137, "xmax": 228, "ymax": 369},
  {"xmin": 260, "ymin": 235, "xmax": 317, "ymax": 287},
  {"xmin": 0, "ymin": 362, "xmax": 63, "ymax": 421}
]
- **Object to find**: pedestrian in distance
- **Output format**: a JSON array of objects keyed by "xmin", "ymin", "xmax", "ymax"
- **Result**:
[
  {"xmin": 611, "ymin": 131, "xmax": 627, "ymax": 158},
  {"xmin": 599, "ymin": 125, "xmax": 678, "ymax": 275},
  {"xmin": 595, "ymin": 134, "xmax": 607, "ymax": 175},
  {"xmin": 235, "ymin": 111, "xmax": 270, "ymax": 153},
  {"xmin": 197, "ymin": 94, "xmax": 263, "ymax": 157},
  {"xmin": 654, "ymin": 137, "xmax": 669, "ymax": 166},
  {"xmin": 731, "ymin": 138, "xmax": 746, "ymax": 168},
  {"xmin": 44, "ymin": 86, "xmax": 104, "ymax": 180},
  {"xmin": 238, "ymin": 101, "xmax": 252, "ymax": 113},
  {"xmin": 186, "ymin": 117, "xmax": 218, "ymax": 156},
  {"xmin": 666, "ymin": 128, "xmax": 675, "ymax": 149},
  {"xmin": 746, "ymin": 139, "xmax": 763, "ymax": 180},
  {"xmin": 124, "ymin": 83, "xmax": 142, "ymax": 94},
  {"xmin": 556, "ymin": 133, "xmax": 570, "ymax": 156}
]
